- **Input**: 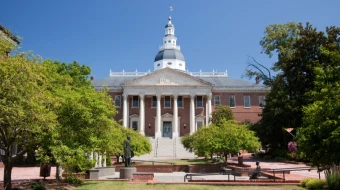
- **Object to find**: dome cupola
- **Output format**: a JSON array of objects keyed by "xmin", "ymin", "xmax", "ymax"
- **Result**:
[{"xmin": 154, "ymin": 11, "xmax": 186, "ymax": 71}]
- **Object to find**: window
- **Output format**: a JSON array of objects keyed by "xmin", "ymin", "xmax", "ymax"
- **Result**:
[
  {"xmin": 229, "ymin": 96, "xmax": 236, "ymax": 108},
  {"xmin": 197, "ymin": 121, "xmax": 203, "ymax": 130},
  {"xmin": 132, "ymin": 96, "xmax": 139, "ymax": 107},
  {"xmin": 152, "ymin": 96, "xmax": 157, "ymax": 108},
  {"xmin": 114, "ymin": 95, "xmax": 121, "ymax": 108},
  {"xmin": 164, "ymin": 96, "xmax": 171, "ymax": 108},
  {"xmin": 178, "ymin": 96, "xmax": 183, "ymax": 107},
  {"xmin": 244, "ymin": 96, "xmax": 251, "ymax": 108},
  {"xmin": 132, "ymin": 121, "xmax": 138, "ymax": 131},
  {"xmin": 164, "ymin": 41, "xmax": 166, "ymax": 43},
  {"xmin": 167, "ymin": 62, "xmax": 172, "ymax": 65},
  {"xmin": 157, "ymin": 63, "xmax": 160, "ymax": 66},
  {"xmin": 168, "ymin": 40, "xmax": 171, "ymax": 43},
  {"xmin": 179, "ymin": 63, "xmax": 182, "ymax": 66},
  {"xmin": 259, "ymin": 96, "xmax": 266, "ymax": 108},
  {"xmin": 196, "ymin": 96, "xmax": 203, "ymax": 108},
  {"xmin": 214, "ymin": 95, "xmax": 220, "ymax": 105}
]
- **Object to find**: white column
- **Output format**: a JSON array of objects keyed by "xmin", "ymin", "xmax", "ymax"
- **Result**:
[
  {"xmin": 123, "ymin": 94, "xmax": 128, "ymax": 127},
  {"xmin": 98, "ymin": 153, "xmax": 102, "ymax": 167},
  {"xmin": 206, "ymin": 95, "xmax": 209, "ymax": 126},
  {"xmin": 172, "ymin": 94, "xmax": 178, "ymax": 138},
  {"xmin": 190, "ymin": 94, "xmax": 195, "ymax": 134},
  {"xmin": 155, "ymin": 93, "xmax": 162, "ymax": 137},
  {"xmin": 208, "ymin": 93, "xmax": 212, "ymax": 126},
  {"xmin": 139, "ymin": 94, "xmax": 145, "ymax": 135}
]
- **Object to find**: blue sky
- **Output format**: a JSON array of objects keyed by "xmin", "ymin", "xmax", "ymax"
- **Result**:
[{"xmin": 1, "ymin": 0, "xmax": 339, "ymax": 80}]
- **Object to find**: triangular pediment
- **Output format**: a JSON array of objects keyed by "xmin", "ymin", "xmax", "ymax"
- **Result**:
[
  {"xmin": 122, "ymin": 68, "xmax": 213, "ymax": 87},
  {"xmin": 162, "ymin": 113, "xmax": 173, "ymax": 118}
]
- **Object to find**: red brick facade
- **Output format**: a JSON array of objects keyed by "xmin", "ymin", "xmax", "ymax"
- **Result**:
[{"xmin": 109, "ymin": 91, "xmax": 265, "ymax": 137}]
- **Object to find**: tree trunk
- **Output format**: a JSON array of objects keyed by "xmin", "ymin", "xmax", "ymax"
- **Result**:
[
  {"xmin": 56, "ymin": 163, "xmax": 63, "ymax": 180},
  {"xmin": 224, "ymin": 151, "xmax": 228, "ymax": 163},
  {"xmin": 3, "ymin": 162, "xmax": 13, "ymax": 190}
]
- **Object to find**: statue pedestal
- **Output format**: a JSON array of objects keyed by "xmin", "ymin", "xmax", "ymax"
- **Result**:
[{"xmin": 119, "ymin": 167, "xmax": 137, "ymax": 179}]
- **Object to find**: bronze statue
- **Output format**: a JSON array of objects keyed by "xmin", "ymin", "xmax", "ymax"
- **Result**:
[
  {"xmin": 250, "ymin": 161, "xmax": 261, "ymax": 179},
  {"xmin": 123, "ymin": 136, "xmax": 132, "ymax": 167}
]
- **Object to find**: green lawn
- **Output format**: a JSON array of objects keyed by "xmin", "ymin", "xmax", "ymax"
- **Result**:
[{"xmin": 76, "ymin": 181, "xmax": 305, "ymax": 190}]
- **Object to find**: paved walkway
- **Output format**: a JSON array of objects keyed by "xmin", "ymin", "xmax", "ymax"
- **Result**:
[{"xmin": 0, "ymin": 157, "xmax": 325, "ymax": 182}]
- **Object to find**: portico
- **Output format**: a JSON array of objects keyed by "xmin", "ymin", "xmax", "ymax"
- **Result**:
[{"xmin": 121, "ymin": 69, "xmax": 213, "ymax": 137}]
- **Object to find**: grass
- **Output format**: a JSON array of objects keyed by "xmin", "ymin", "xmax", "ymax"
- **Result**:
[
  {"xmin": 76, "ymin": 181, "xmax": 305, "ymax": 190},
  {"xmin": 133, "ymin": 158, "xmax": 213, "ymax": 165}
]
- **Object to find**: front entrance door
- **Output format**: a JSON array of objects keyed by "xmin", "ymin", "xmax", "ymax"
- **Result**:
[{"xmin": 163, "ymin": 122, "xmax": 172, "ymax": 138}]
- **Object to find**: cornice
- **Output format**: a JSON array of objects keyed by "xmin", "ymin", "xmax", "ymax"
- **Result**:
[{"xmin": 121, "ymin": 67, "xmax": 214, "ymax": 87}]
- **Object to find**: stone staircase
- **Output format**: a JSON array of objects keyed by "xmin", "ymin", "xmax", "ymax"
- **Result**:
[
  {"xmin": 136, "ymin": 137, "xmax": 196, "ymax": 159},
  {"xmin": 155, "ymin": 137, "xmax": 174, "ymax": 157},
  {"xmin": 174, "ymin": 137, "xmax": 196, "ymax": 159}
]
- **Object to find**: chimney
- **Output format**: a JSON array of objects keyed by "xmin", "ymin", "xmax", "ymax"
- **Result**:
[
  {"xmin": 255, "ymin": 76, "xmax": 260, "ymax": 84},
  {"xmin": 90, "ymin": 76, "xmax": 94, "ymax": 80}
]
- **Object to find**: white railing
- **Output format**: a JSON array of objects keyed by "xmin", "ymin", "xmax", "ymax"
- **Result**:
[
  {"xmin": 159, "ymin": 44, "xmax": 180, "ymax": 51},
  {"xmin": 109, "ymin": 69, "xmax": 228, "ymax": 77},
  {"xmin": 109, "ymin": 69, "xmax": 151, "ymax": 77}
]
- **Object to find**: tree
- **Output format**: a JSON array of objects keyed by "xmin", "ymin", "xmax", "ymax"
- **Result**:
[
  {"xmin": 298, "ymin": 45, "xmax": 340, "ymax": 168},
  {"xmin": 210, "ymin": 104, "xmax": 234, "ymax": 124},
  {"xmin": 247, "ymin": 23, "xmax": 339, "ymax": 149},
  {"xmin": 0, "ymin": 53, "xmax": 57, "ymax": 190},
  {"xmin": 37, "ymin": 60, "xmax": 123, "ymax": 176},
  {"xmin": 183, "ymin": 120, "xmax": 260, "ymax": 161}
]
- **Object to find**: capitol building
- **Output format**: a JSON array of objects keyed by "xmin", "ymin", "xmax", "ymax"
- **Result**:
[{"xmin": 92, "ymin": 15, "xmax": 267, "ymax": 139}]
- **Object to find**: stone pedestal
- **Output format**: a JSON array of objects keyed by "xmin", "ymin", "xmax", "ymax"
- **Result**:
[{"xmin": 120, "ymin": 167, "xmax": 137, "ymax": 179}]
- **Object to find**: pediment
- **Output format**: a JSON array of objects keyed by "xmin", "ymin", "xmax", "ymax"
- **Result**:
[
  {"xmin": 195, "ymin": 114, "xmax": 205, "ymax": 118},
  {"xmin": 122, "ymin": 68, "xmax": 213, "ymax": 87},
  {"xmin": 129, "ymin": 114, "xmax": 139, "ymax": 118},
  {"xmin": 162, "ymin": 113, "xmax": 173, "ymax": 118}
]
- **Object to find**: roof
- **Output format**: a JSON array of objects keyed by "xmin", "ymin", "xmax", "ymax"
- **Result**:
[
  {"xmin": 165, "ymin": 23, "xmax": 174, "ymax": 28},
  {"xmin": 0, "ymin": 24, "xmax": 20, "ymax": 44},
  {"xmin": 154, "ymin": 49, "xmax": 185, "ymax": 62},
  {"xmin": 92, "ymin": 72, "xmax": 268, "ymax": 91},
  {"xmin": 196, "ymin": 76, "xmax": 268, "ymax": 90}
]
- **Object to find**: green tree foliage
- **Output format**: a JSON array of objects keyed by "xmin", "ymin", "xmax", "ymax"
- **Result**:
[
  {"xmin": 298, "ymin": 46, "xmax": 340, "ymax": 168},
  {"xmin": 210, "ymin": 104, "xmax": 234, "ymax": 124},
  {"xmin": 0, "ymin": 52, "xmax": 57, "ymax": 190},
  {"xmin": 37, "ymin": 60, "xmax": 122, "ymax": 173},
  {"xmin": 183, "ymin": 120, "xmax": 260, "ymax": 160},
  {"xmin": 247, "ymin": 23, "xmax": 340, "ymax": 149}
]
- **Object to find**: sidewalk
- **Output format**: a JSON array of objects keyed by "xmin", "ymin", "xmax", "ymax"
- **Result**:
[{"xmin": 0, "ymin": 159, "xmax": 324, "ymax": 183}]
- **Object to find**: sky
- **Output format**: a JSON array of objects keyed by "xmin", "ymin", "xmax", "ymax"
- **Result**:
[{"xmin": 1, "ymin": 0, "xmax": 339, "ymax": 81}]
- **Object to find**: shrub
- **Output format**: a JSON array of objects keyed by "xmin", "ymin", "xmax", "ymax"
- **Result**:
[
  {"xmin": 327, "ymin": 171, "xmax": 340, "ymax": 190},
  {"xmin": 65, "ymin": 175, "xmax": 84, "ymax": 185},
  {"xmin": 305, "ymin": 178, "xmax": 326, "ymax": 189},
  {"xmin": 30, "ymin": 181, "xmax": 46, "ymax": 190},
  {"xmin": 300, "ymin": 178, "xmax": 314, "ymax": 187},
  {"xmin": 106, "ymin": 155, "xmax": 112, "ymax": 166}
]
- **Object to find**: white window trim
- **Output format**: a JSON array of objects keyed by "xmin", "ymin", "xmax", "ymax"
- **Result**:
[
  {"xmin": 213, "ymin": 95, "xmax": 220, "ymax": 106},
  {"xmin": 196, "ymin": 96, "xmax": 203, "ymax": 108},
  {"xmin": 229, "ymin": 95, "xmax": 236, "ymax": 108},
  {"xmin": 164, "ymin": 96, "xmax": 171, "ymax": 108},
  {"xmin": 244, "ymin": 96, "xmax": 251, "ymax": 108},
  {"xmin": 259, "ymin": 96, "xmax": 266, "ymax": 108},
  {"xmin": 132, "ymin": 96, "xmax": 139, "ymax": 108},
  {"xmin": 114, "ymin": 95, "xmax": 121, "ymax": 108},
  {"xmin": 195, "ymin": 116, "xmax": 205, "ymax": 131}
]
